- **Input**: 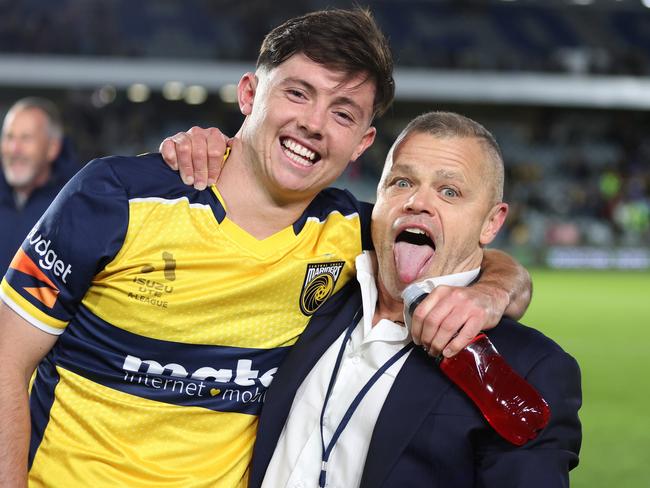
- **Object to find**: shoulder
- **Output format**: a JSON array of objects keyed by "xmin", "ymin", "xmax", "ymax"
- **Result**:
[
  {"xmin": 298, "ymin": 188, "xmax": 374, "ymax": 249},
  {"xmin": 79, "ymin": 153, "xmax": 189, "ymax": 199},
  {"xmin": 41, "ymin": 152, "xmax": 193, "ymax": 236},
  {"xmin": 305, "ymin": 187, "xmax": 373, "ymax": 220},
  {"xmin": 488, "ymin": 318, "xmax": 582, "ymax": 460},
  {"xmin": 487, "ymin": 318, "xmax": 578, "ymax": 374},
  {"xmin": 0, "ymin": 172, "xmax": 13, "ymax": 201}
]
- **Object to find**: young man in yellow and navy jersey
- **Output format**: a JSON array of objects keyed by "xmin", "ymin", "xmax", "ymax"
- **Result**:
[{"xmin": 0, "ymin": 9, "xmax": 531, "ymax": 488}]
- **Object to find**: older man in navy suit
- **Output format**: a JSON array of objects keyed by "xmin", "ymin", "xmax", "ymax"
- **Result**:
[{"xmin": 250, "ymin": 111, "xmax": 582, "ymax": 488}]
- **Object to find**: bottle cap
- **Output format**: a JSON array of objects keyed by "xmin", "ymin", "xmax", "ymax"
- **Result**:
[{"xmin": 401, "ymin": 281, "xmax": 435, "ymax": 308}]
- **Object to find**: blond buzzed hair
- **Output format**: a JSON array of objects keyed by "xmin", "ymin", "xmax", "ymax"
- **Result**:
[{"xmin": 387, "ymin": 111, "xmax": 505, "ymax": 204}]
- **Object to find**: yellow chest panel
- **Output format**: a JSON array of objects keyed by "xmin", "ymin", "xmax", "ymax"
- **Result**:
[{"xmin": 83, "ymin": 198, "xmax": 361, "ymax": 348}]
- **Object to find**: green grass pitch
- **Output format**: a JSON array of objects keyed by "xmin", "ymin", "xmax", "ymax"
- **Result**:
[{"xmin": 522, "ymin": 269, "xmax": 650, "ymax": 488}]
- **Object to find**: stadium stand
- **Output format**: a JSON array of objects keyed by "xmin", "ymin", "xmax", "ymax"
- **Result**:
[{"xmin": 0, "ymin": 0, "xmax": 648, "ymax": 265}]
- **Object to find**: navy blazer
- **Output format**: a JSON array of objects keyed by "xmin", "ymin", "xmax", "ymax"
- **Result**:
[{"xmin": 250, "ymin": 280, "xmax": 582, "ymax": 488}]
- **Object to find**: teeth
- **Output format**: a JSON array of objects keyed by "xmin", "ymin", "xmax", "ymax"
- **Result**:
[
  {"xmin": 284, "ymin": 148, "xmax": 311, "ymax": 167},
  {"xmin": 282, "ymin": 138, "xmax": 316, "ymax": 161},
  {"xmin": 405, "ymin": 228, "xmax": 425, "ymax": 235}
]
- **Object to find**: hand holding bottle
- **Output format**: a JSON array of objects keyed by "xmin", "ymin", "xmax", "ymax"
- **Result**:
[{"xmin": 403, "ymin": 284, "xmax": 550, "ymax": 446}]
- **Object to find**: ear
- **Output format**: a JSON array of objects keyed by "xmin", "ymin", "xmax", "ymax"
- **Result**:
[
  {"xmin": 480, "ymin": 203, "xmax": 508, "ymax": 246},
  {"xmin": 46, "ymin": 137, "xmax": 62, "ymax": 164},
  {"xmin": 237, "ymin": 72, "xmax": 258, "ymax": 116},
  {"xmin": 350, "ymin": 126, "xmax": 376, "ymax": 162}
]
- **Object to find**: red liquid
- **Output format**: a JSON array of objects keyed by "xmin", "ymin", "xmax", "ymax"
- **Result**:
[{"xmin": 439, "ymin": 333, "xmax": 551, "ymax": 446}]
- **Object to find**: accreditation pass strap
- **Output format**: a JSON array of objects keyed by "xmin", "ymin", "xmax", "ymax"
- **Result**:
[{"xmin": 318, "ymin": 307, "xmax": 414, "ymax": 487}]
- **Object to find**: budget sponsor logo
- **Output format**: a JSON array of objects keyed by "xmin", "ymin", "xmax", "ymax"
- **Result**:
[
  {"xmin": 9, "ymin": 227, "xmax": 71, "ymax": 309},
  {"xmin": 24, "ymin": 227, "xmax": 72, "ymax": 283}
]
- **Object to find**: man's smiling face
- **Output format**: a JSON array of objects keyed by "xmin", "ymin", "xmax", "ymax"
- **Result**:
[
  {"xmin": 1, "ymin": 107, "xmax": 60, "ymax": 193},
  {"xmin": 237, "ymin": 53, "xmax": 377, "ymax": 205}
]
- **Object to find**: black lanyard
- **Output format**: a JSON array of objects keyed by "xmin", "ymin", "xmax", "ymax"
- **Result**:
[{"xmin": 318, "ymin": 308, "xmax": 414, "ymax": 487}]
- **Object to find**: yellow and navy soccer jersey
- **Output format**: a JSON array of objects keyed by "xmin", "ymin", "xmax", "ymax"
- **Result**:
[{"xmin": 0, "ymin": 153, "xmax": 372, "ymax": 487}]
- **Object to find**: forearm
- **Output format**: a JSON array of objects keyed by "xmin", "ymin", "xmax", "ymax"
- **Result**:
[
  {"xmin": 0, "ymin": 303, "xmax": 57, "ymax": 487},
  {"xmin": 0, "ymin": 374, "xmax": 31, "ymax": 487},
  {"xmin": 478, "ymin": 249, "xmax": 532, "ymax": 321}
]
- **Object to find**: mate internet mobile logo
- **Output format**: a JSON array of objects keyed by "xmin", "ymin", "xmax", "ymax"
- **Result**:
[
  {"xmin": 299, "ymin": 261, "xmax": 345, "ymax": 316},
  {"xmin": 121, "ymin": 354, "xmax": 275, "ymax": 407},
  {"xmin": 128, "ymin": 251, "xmax": 176, "ymax": 309}
]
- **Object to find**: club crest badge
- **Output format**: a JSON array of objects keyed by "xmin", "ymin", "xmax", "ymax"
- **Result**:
[{"xmin": 299, "ymin": 261, "xmax": 345, "ymax": 316}]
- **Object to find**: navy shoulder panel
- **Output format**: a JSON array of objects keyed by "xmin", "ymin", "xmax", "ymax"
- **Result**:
[
  {"xmin": 98, "ymin": 153, "xmax": 200, "ymax": 201},
  {"xmin": 99, "ymin": 152, "xmax": 228, "ymax": 221},
  {"xmin": 293, "ymin": 187, "xmax": 369, "ymax": 235}
]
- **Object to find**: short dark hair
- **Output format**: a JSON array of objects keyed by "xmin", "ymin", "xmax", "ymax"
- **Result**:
[
  {"xmin": 7, "ymin": 97, "xmax": 63, "ymax": 140},
  {"xmin": 392, "ymin": 111, "xmax": 505, "ymax": 202},
  {"xmin": 257, "ymin": 8, "xmax": 394, "ymax": 117}
]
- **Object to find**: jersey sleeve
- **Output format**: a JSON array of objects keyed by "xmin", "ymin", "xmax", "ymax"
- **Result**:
[{"xmin": 0, "ymin": 158, "xmax": 129, "ymax": 335}]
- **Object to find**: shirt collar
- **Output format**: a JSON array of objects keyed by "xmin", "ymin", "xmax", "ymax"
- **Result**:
[
  {"xmin": 404, "ymin": 266, "xmax": 480, "ymax": 291},
  {"xmin": 354, "ymin": 252, "xmax": 381, "ymax": 337}
]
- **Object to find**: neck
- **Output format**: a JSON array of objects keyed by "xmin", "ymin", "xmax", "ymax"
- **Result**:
[
  {"xmin": 216, "ymin": 137, "xmax": 312, "ymax": 240},
  {"xmin": 372, "ymin": 275, "xmax": 405, "ymax": 326},
  {"xmin": 12, "ymin": 188, "xmax": 30, "ymax": 209}
]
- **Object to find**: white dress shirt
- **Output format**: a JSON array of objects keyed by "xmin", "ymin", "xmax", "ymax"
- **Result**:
[{"xmin": 262, "ymin": 252, "xmax": 479, "ymax": 488}]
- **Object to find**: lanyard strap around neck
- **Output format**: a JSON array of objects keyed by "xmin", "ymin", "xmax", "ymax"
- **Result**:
[{"xmin": 318, "ymin": 308, "xmax": 414, "ymax": 487}]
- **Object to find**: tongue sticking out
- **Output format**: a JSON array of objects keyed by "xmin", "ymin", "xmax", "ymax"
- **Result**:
[{"xmin": 394, "ymin": 241, "xmax": 435, "ymax": 284}]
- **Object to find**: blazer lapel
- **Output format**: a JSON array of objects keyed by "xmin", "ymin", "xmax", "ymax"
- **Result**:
[
  {"xmin": 361, "ymin": 347, "xmax": 453, "ymax": 488},
  {"xmin": 249, "ymin": 281, "xmax": 363, "ymax": 488}
]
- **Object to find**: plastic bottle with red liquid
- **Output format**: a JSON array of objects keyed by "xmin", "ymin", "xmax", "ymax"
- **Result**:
[{"xmin": 403, "ymin": 284, "xmax": 551, "ymax": 446}]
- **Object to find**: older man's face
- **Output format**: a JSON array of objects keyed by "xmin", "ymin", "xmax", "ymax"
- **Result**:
[
  {"xmin": 1, "ymin": 108, "xmax": 59, "ymax": 192},
  {"xmin": 371, "ymin": 132, "xmax": 508, "ymax": 300}
]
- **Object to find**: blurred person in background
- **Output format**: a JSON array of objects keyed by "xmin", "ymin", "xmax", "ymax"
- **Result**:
[{"xmin": 0, "ymin": 97, "xmax": 78, "ymax": 274}]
